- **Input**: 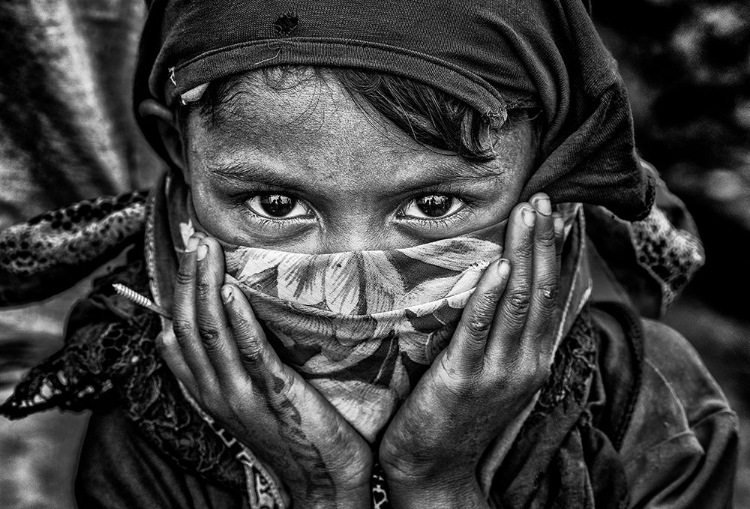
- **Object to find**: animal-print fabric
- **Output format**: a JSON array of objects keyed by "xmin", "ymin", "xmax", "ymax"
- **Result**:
[{"xmin": 0, "ymin": 191, "xmax": 147, "ymax": 306}]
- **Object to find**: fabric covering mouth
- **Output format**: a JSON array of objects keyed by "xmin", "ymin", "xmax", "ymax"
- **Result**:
[
  {"xmin": 164, "ymin": 173, "xmax": 504, "ymax": 441},
  {"xmin": 153, "ymin": 172, "xmax": 586, "ymax": 442}
]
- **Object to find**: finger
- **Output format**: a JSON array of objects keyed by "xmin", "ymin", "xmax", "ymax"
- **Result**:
[
  {"xmin": 157, "ymin": 328, "xmax": 200, "ymax": 398},
  {"xmin": 221, "ymin": 284, "xmax": 290, "ymax": 387},
  {"xmin": 525, "ymin": 193, "xmax": 558, "ymax": 342},
  {"xmin": 487, "ymin": 203, "xmax": 536, "ymax": 360},
  {"xmin": 553, "ymin": 213, "xmax": 564, "ymax": 277},
  {"xmin": 446, "ymin": 258, "xmax": 511, "ymax": 371},
  {"xmin": 172, "ymin": 233, "xmax": 217, "ymax": 385},
  {"xmin": 195, "ymin": 237, "xmax": 245, "ymax": 386}
]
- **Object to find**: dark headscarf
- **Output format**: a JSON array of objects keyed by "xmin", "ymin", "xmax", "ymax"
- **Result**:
[{"xmin": 134, "ymin": 0, "xmax": 654, "ymax": 220}]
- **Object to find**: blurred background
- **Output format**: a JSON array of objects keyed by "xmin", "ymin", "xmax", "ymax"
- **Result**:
[{"xmin": 0, "ymin": 0, "xmax": 748, "ymax": 507}]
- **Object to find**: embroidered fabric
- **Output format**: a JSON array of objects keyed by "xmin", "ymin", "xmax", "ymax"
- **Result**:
[
  {"xmin": 522, "ymin": 304, "xmax": 597, "ymax": 430},
  {"xmin": 0, "ymin": 192, "xmax": 147, "ymax": 306},
  {"xmin": 1, "ymin": 252, "xmax": 247, "ymax": 490},
  {"xmin": 372, "ymin": 463, "xmax": 391, "ymax": 509},
  {"xmin": 177, "ymin": 381, "xmax": 286, "ymax": 508}
]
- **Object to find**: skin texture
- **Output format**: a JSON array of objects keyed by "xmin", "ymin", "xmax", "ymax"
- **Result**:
[
  {"xmin": 142, "ymin": 69, "xmax": 536, "ymax": 252},
  {"xmin": 142, "ymin": 69, "xmax": 564, "ymax": 508}
]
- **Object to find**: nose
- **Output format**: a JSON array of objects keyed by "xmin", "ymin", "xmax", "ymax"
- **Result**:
[{"xmin": 317, "ymin": 225, "xmax": 403, "ymax": 254}]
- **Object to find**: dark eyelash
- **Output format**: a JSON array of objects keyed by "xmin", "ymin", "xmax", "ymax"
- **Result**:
[
  {"xmin": 411, "ymin": 182, "xmax": 482, "ymax": 209},
  {"xmin": 225, "ymin": 191, "xmax": 315, "ymax": 226},
  {"xmin": 252, "ymin": 216, "xmax": 308, "ymax": 230},
  {"xmin": 407, "ymin": 215, "xmax": 460, "ymax": 230}
]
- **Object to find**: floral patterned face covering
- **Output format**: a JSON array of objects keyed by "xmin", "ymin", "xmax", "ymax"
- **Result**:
[
  {"xmin": 225, "ymin": 236, "xmax": 497, "ymax": 441},
  {"xmin": 152, "ymin": 173, "xmax": 589, "ymax": 443},
  {"xmin": 166, "ymin": 180, "xmax": 502, "ymax": 442}
]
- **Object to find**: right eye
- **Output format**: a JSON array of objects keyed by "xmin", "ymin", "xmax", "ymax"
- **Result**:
[
  {"xmin": 400, "ymin": 194, "xmax": 464, "ymax": 220},
  {"xmin": 246, "ymin": 194, "xmax": 313, "ymax": 219}
]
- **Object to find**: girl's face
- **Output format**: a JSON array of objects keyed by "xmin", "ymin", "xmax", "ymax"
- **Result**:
[{"xmin": 176, "ymin": 74, "xmax": 537, "ymax": 253}]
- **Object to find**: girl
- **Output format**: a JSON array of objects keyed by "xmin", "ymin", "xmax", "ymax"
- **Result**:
[{"xmin": 1, "ymin": 0, "xmax": 737, "ymax": 507}]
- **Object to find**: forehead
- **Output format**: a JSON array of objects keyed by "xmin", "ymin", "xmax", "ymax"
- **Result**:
[{"xmin": 184, "ymin": 70, "xmax": 535, "ymax": 193}]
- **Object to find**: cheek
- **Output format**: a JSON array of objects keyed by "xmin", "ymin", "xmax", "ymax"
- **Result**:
[
  {"xmin": 183, "ymin": 142, "xmax": 251, "ymax": 244},
  {"xmin": 185, "ymin": 174, "xmax": 243, "ymax": 244}
]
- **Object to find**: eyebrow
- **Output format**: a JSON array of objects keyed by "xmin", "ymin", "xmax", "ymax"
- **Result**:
[
  {"xmin": 204, "ymin": 156, "xmax": 507, "ymax": 194},
  {"xmin": 205, "ymin": 160, "xmax": 303, "ymax": 189}
]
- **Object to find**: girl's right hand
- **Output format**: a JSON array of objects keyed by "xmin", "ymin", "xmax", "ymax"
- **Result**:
[{"xmin": 158, "ymin": 234, "xmax": 373, "ymax": 508}]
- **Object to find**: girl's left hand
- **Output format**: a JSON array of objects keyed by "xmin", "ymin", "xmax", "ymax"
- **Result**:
[{"xmin": 379, "ymin": 194, "xmax": 564, "ymax": 509}]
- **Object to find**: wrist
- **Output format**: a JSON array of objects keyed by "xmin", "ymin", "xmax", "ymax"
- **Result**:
[
  {"xmin": 290, "ymin": 486, "xmax": 372, "ymax": 509},
  {"xmin": 385, "ymin": 472, "xmax": 488, "ymax": 509},
  {"xmin": 379, "ymin": 447, "xmax": 472, "ymax": 488},
  {"xmin": 287, "ymin": 465, "xmax": 373, "ymax": 509}
]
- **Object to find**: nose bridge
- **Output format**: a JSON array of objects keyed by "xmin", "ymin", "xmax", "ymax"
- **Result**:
[{"xmin": 319, "ymin": 221, "xmax": 395, "ymax": 253}]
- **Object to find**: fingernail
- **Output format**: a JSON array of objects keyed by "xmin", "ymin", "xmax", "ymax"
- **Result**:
[
  {"xmin": 221, "ymin": 285, "xmax": 234, "ymax": 304},
  {"xmin": 497, "ymin": 258, "xmax": 511, "ymax": 279},
  {"xmin": 522, "ymin": 207, "xmax": 536, "ymax": 227},
  {"xmin": 196, "ymin": 243, "xmax": 208, "ymax": 261},
  {"xmin": 186, "ymin": 236, "xmax": 199, "ymax": 253},
  {"xmin": 534, "ymin": 195, "xmax": 551, "ymax": 216}
]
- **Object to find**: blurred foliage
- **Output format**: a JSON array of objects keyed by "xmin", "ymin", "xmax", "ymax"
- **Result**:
[{"xmin": 593, "ymin": 0, "xmax": 750, "ymax": 315}]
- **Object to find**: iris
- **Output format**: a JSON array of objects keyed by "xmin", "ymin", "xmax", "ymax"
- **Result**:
[
  {"xmin": 415, "ymin": 195, "xmax": 453, "ymax": 217},
  {"xmin": 259, "ymin": 194, "xmax": 296, "ymax": 217}
]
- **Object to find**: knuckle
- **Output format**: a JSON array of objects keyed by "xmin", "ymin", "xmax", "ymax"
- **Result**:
[
  {"xmin": 536, "ymin": 280, "xmax": 559, "ymax": 304},
  {"xmin": 506, "ymin": 290, "xmax": 531, "ymax": 315},
  {"xmin": 536, "ymin": 226, "xmax": 556, "ymax": 246},
  {"xmin": 513, "ymin": 244, "xmax": 533, "ymax": 262},
  {"xmin": 197, "ymin": 324, "xmax": 222, "ymax": 350},
  {"xmin": 172, "ymin": 319, "xmax": 194, "ymax": 340},
  {"xmin": 238, "ymin": 340, "xmax": 263, "ymax": 366},
  {"xmin": 465, "ymin": 316, "xmax": 492, "ymax": 339},
  {"xmin": 476, "ymin": 290, "xmax": 501, "ymax": 313},
  {"xmin": 195, "ymin": 277, "xmax": 212, "ymax": 300},
  {"xmin": 175, "ymin": 267, "xmax": 194, "ymax": 287}
]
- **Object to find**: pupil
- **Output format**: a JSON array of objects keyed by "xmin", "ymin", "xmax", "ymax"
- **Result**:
[
  {"xmin": 260, "ymin": 194, "xmax": 295, "ymax": 217},
  {"xmin": 416, "ymin": 195, "xmax": 452, "ymax": 217}
]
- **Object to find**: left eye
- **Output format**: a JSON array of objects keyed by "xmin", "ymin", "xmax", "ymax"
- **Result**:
[
  {"xmin": 401, "ymin": 194, "xmax": 464, "ymax": 219},
  {"xmin": 247, "ymin": 194, "xmax": 312, "ymax": 219}
]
